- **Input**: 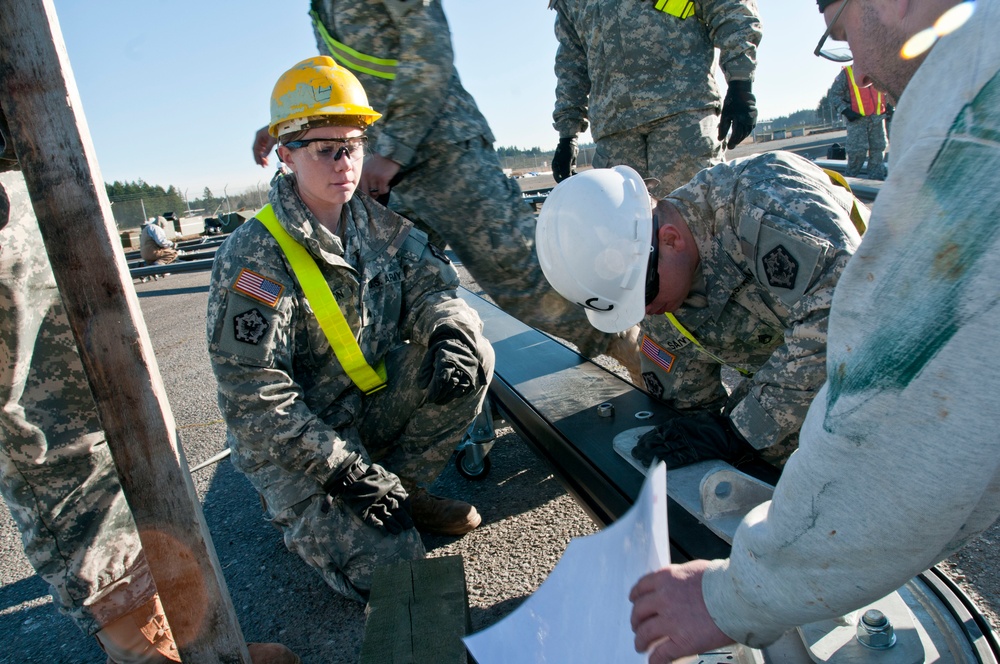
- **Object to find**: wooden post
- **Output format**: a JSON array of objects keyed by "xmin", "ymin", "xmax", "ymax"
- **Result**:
[{"xmin": 0, "ymin": 2, "xmax": 250, "ymax": 661}]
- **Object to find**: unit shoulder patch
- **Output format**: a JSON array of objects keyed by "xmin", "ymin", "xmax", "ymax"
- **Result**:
[
  {"xmin": 762, "ymin": 245, "xmax": 798, "ymax": 289},
  {"xmin": 233, "ymin": 308, "xmax": 271, "ymax": 345},
  {"xmin": 642, "ymin": 372, "xmax": 664, "ymax": 399},
  {"xmin": 232, "ymin": 268, "xmax": 284, "ymax": 307}
]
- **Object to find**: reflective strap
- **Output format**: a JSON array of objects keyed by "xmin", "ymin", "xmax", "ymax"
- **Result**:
[
  {"xmin": 822, "ymin": 168, "xmax": 868, "ymax": 236},
  {"xmin": 256, "ymin": 205, "xmax": 387, "ymax": 395},
  {"xmin": 664, "ymin": 313, "xmax": 753, "ymax": 377},
  {"xmin": 311, "ymin": 12, "xmax": 398, "ymax": 80},
  {"xmin": 846, "ymin": 66, "xmax": 867, "ymax": 115},
  {"xmin": 654, "ymin": 0, "xmax": 696, "ymax": 18},
  {"xmin": 846, "ymin": 66, "xmax": 884, "ymax": 116}
]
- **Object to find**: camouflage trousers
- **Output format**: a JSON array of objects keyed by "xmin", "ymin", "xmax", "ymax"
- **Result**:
[
  {"xmin": 592, "ymin": 108, "xmax": 725, "ymax": 199},
  {"xmin": 386, "ymin": 135, "xmax": 613, "ymax": 358},
  {"xmin": 264, "ymin": 336, "xmax": 494, "ymax": 603},
  {"xmin": 0, "ymin": 171, "xmax": 155, "ymax": 636},
  {"xmin": 845, "ymin": 114, "xmax": 887, "ymax": 180}
]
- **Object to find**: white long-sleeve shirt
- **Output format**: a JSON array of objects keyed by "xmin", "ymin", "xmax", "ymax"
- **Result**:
[
  {"xmin": 703, "ymin": 0, "xmax": 1000, "ymax": 646},
  {"xmin": 142, "ymin": 221, "xmax": 172, "ymax": 248}
]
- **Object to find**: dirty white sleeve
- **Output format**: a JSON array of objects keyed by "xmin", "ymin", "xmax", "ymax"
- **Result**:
[{"xmin": 702, "ymin": 3, "xmax": 1000, "ymax": 645}]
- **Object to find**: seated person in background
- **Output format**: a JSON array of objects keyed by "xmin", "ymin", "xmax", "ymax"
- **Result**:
[
  {"xmin": 206, "ymin": 57, "xmax": 494, "ymax": 603},
  {"xmin": 139, "ymin": 216, "xmax": 179, "ymax": 267},
  {"xmin": 535, "ymin": 151, "xmax": 866, "ymax": 469}
]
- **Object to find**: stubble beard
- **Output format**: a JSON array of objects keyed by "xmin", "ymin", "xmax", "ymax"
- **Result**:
[{"xmin": 860, "ymin": 1, "xmax": 925, "ymax": 103}]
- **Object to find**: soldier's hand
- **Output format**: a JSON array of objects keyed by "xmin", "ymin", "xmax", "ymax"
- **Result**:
[
  {"xmin": 718, "ymin": 80, "xmax": 758, "ymax": 149},
  {"xmin": 253, "ymin": 126, "xmax": 277, "ymax": 167},
  {"xmin": 417, "ymin": 328, "xmax": 481, "ymax": 405},
  {"xmin": 321, "ymin": 454, "xmax": 414, "ymax": 535},
  {"xmin": 552, "ymin": 135, "xmax": 579, "ymax": 183},
  {"xmin": 631, "ymin": 412, "xmax": 754, "ymax": 469},
  {"xmin": 841, "ymin": 108, "xmax": 862, "ymax": 122}
]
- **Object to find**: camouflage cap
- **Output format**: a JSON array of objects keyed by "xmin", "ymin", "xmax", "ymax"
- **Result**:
[{"xmin": 817, "ymin": 0, "xmax": 839, "ymax": 11}]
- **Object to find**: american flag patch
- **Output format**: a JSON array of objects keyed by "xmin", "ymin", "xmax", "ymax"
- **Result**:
[
  {"xmin": 232, "ymin": 268, "xmax": 284, "ymax": 307},
  {"xmin": 641, "ymin": 335, "xmax": 675, "ymax": 373}
]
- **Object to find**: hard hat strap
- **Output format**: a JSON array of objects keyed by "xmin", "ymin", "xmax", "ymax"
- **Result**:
[{"xmin": 644, "ymin": 213, "xmax": 662, "ymax": 306}]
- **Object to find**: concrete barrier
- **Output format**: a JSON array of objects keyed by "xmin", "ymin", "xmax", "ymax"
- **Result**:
[
  {"xmin": 120, "ymin": 229, "xmax": 140, "ymax": 249},
  {"xmin": 173, "ymin": 215, "xmax": 205, "ymax": 237}
]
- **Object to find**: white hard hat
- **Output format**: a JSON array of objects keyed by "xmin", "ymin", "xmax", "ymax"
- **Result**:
[{"xmin": 536, "ymin": 166, "xmax": 652, "ymax": 333}]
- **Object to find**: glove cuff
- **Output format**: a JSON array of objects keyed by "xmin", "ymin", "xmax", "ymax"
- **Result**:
[
  {"xmin": 728, "ymin": 79, "xmax": 753, "ymax": 94},
  {"xmin": 322, "ymin": 452, "xmax": 366, "ymax": 496}
]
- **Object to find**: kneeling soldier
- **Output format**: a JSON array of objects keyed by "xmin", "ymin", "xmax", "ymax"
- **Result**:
[{"xmin": 536, "ymin": 152, "xmax": 865, "ymax": 469}]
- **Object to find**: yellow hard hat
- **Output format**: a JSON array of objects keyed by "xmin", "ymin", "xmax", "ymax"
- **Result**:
[{"xmin": 268, "ymin": 56, "xmax": 382, "ymax": 138}]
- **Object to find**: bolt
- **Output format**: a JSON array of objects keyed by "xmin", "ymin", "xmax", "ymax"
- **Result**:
[{"xmin": 856, "ymin": 609, "xmax": 896, "ymax": 649}]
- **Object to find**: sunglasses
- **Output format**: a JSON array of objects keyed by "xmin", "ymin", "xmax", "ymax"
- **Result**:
[
  {"xmin": 814, "ymin": 0, "xmax": 854, "ymax": 62},
  {"xmin": 283, "ymin": 136, "xmax": 368, "ymax": 163}
]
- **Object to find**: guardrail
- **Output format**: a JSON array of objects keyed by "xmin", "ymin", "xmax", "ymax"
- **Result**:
[
  {"xmin": 130, "ymin": 235, "xmax": 227, "ymax": 280},
  {"xmin": 521, "ymin": 187, "xmax": 551, "ymax": 211}
]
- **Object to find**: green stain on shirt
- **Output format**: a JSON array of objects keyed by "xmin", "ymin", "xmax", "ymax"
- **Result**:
[{"xmin": 826, "ymin": 72, "xmax": 1000, "ymax": 419}]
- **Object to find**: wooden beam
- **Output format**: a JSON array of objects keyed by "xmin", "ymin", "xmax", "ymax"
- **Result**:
[
  {"xmin": 361, "ymin": 556, "xmax": 471, "ymax": 664},
  {"xmin": 0, "ymin": 2, "xmax": 250, "ymax": 661}
]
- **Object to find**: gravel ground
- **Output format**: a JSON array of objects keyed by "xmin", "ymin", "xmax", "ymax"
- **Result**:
[
  {"xmin": 0, "ymin": 269, "xmax": 601, "ymax": 663},
  {"xmin": 1, "ymin": 162, "xmax": 997, "ymax": 660}
]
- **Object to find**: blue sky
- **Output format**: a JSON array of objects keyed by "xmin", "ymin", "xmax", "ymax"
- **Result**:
[{"xmin": 49, "ymin": 0, "xmax": 844, "ymax": 197}]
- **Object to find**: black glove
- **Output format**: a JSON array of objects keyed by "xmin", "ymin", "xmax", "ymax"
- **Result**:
[
  {"xmin": 841, "ymin": 108, "xmax": 862, "ymax": 122},
  {"xmin": 552, "ymin": 136, "xmax": 578, "ymax": 183},
  {"xmin": 321, "ymin": 453, "xmax": 414, "ymax": 535},
  {"xmin": 631, "ymin": 412, "xmax": 755, "ymax": 469},
  {"xmin": 718, "ymin": 80, "xmax": 758, "ymax": 149},
  {"xmin": 417, "ymin": 328, "xmax": 481, "ymax": 405}
]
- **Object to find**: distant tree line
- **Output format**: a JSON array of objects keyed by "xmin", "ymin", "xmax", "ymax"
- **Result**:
[
  {"xmin": 495, "ymin": 143, "xmax": 598, "ymax": 171},
  {"xmin": 108, "ymin": 86, "xmax": 847, "ymax": 228},
  {"xmin": 106, "ymin": 180, "xmax": 268, "ymax": 230},
  {"xmin": 106, "ymin": 180, "xmax": 186, "ymax": 229},
  {"xmin": 767, "ymin": 108, "xmax": 822, "ymax": 130}
]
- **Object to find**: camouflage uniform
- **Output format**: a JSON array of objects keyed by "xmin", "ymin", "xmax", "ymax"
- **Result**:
[
  {"xmin": 0, "ymin": 168, "xmax": 155, "ymax": 636},
  {"xmin": 308, "ymin": 0, "xmax": 613, "ymax": 358},
  {"xmin": 831, "ymin": 67, "xmax": 887, "ymax": 180},
  {"xmin": 206, "ymin": 174, "xmax": 494, "ymax": 602},
  {"xmin": 639, "ymin": 152, "xmax": 864, "ymax": 465},
  {"xmin": 551, "ymin": 0, "xmax": 762, "ymax": 197}
]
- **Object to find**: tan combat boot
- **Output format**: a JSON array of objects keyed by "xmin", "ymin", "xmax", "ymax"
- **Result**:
[
  {"xmin": 96, "ymin": 593, "xmax": 301, "ymax": 663},
  {"xmin": 96, "ymin": 594, "xmax": 180, "ymax": 663},
  {"xmin": 409, "ymin": 487, "xmax": 482, "ymax": 536}
]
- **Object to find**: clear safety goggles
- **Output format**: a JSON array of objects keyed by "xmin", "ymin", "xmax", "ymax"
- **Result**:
[{"xmin": 283, "ymin": 136, "xmax": 368, "ymax": 163}]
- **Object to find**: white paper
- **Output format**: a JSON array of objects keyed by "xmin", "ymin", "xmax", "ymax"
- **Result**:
[{"xmin": 463, "ymin": 462, "xmax": 670, "ymax": 663}]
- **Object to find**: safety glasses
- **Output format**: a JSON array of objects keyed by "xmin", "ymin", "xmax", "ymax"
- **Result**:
[
  {"xmin": 283, "ymin": 136, "xmax": 368, "ymax": 163},
  {"xmin": 814, "ymin": 0, "xmax": 854, "ymax": 62}
]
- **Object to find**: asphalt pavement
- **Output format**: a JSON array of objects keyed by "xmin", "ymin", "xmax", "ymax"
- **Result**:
[
  {"xmin": 0, "ymin": 128, "xmax": 919, "ymax": 663},
  {"xmin": 0, "ymin": 262, "xmax": 600, "ymax": 664}
]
